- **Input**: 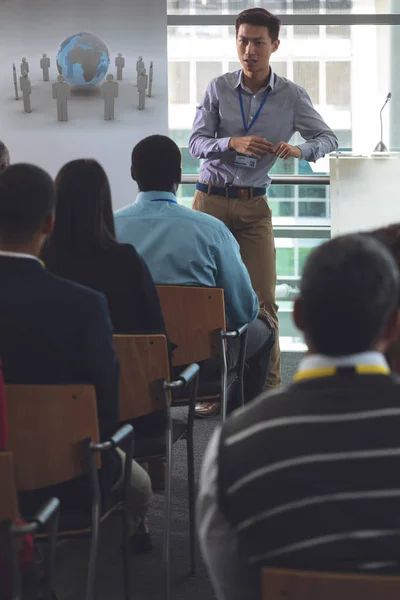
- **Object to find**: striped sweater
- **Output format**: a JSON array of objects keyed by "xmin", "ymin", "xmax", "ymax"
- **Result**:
[{"xmin": 218, "ymin": 373, "xmax": 400, "ymax": 574}]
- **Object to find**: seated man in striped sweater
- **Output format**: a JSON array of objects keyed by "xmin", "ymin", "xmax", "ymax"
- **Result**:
[{"xmin": 198, "ymin": 233, "xmax": 400, "ymax": 600}]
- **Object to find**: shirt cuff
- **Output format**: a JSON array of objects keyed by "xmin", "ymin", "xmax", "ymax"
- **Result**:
[
  {"xmin": 296, "ymin": 142, "xmax": 313, "ymax": 162},
  {"xmin": 219, "ymin": 137, "xmax": 233, "ymax": 153}
]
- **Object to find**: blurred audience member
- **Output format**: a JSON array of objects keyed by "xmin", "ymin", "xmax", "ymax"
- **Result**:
[
  {"xmin": 0, "ymin": 164, "xmax": 152, "ymax": 553},
  {"xmin": 115, "ymin": 135, "xmax": 275, "ymax": 417},
  {"xmin": 42, "ymin": 158, "xmax": 166, "ymax": 336},
  {"xmin": 368, "ymin": 223, "xmax": 400, "ymax": 373},
  {"xmin": 198, "ymin": 234, "xmax": 400, "ymax": 600},
  {"xmin": 0, "ymin": 141, "xmax": 10, "ymax": 171}
]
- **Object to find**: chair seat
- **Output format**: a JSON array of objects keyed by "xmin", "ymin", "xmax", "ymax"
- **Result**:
[
  {"xmin": 134, "ymin": 418, "xmax": 187, "ymax": 459},
  {"xmin": 172, "ymin": 369, "xmax": 238, "ymax": 401}
]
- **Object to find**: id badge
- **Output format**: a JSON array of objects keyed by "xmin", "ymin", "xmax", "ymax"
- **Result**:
[{"xmin": 234, "ymin": 153, "xmax": 257, "ymax": 169}]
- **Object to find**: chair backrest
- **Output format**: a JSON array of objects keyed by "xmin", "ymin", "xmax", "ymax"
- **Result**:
[
  {"xmin": 156, "ymin": 285, "xmax": 226, "ymax": 366},
  {"xmin": 0, "ymin": 451, "xmax": 18, "ymax": 524},
  {"xmin": 113, "ymin": 334, "xmax": 170, "ymax": 422},
  {"xmin": 5, "ymin": 385, "xmax": 100, "ymax": 491},
  {"xmin": 261, "ymin": 567, "xmax": 400, "ymax": 600}
]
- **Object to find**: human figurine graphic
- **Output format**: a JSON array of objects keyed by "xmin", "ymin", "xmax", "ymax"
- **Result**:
[
  {"xmin": 136, "ymin": 56, "xmax": 144, "ymax": 86},
  {"xmin": 137, "ymin": 68, "xmax": 148, "ymax": 110},
  {"xmin": 52, "ymin": 75, "xmax": 70, "ymax": 122},
  {"xmin": 148, "ymin": 61, "xmax": 153, "ymax": 97},
  {"xmin": 115, "ymin": 53, "xmax": 125, "ymax": 81},
  {"xmin": 20, "ymin": 57, "xmax": 29, "ymax": 76},
  {"xmin": 19, "ymin": 73, "xmax": 32, "ymax": 113},
  {"xmin": 13, "ymin": 63, "xmax": 19, "ymax": 100},
  {"xmin": 40, "ymin": 53, "xmax": 51, "ymax": 82},
  {"xmin": 101, "ymin": 74, "xmax": 118, "ymax": 120}
]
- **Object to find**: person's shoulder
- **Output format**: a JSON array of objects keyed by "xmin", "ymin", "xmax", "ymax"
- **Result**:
[
  {"xmin": 44, "ymin": 269, "xmax": 107, "ymax": 310},
  {"xmin": 114, "ymin": 203, "xmax": 135, "ymax": 220},
  {"xmin": 274, "ymin": 74, "xmax": 307, "ymax": 99},
  {"xmin": 177, "ymin": 204, "xmax": 233, "ymax": 236}
]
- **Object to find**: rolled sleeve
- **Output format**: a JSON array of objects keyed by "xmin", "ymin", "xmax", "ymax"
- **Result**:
[
  {"xmin": 294, "ymin": 86, "xmax": 338, "ymax": 162},
  {"xmin": 189, "ymin": 79, "xmax": 231, "ymax": 159}
]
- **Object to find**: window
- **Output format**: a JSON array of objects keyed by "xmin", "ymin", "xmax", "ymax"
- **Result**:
[
  {"xmin": 196, "ymin": 61, "xmax": 222, "ymax": 104},
  {"xmin": 293, "ymin": 25, "xmax": 320, "ymax": 36},
  {"xmin": 168, "ymin": 62, "xmax": 190, "ymax": 104},
  {"xmin": 293, "ymin": 61, "xmax": 320, "ymax": 104},
  {"xmin": 326, "ymin": 61, "xmax": 351, "ymax": 107}
]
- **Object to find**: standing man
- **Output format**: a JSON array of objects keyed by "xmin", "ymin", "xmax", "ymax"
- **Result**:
[{"xmin": 189, "ymin": 8, "xmax": 338, "ymax": 388}]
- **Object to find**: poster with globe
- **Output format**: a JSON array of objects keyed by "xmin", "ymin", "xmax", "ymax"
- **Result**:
[{"xmin": 0, "ymin": 0, "xmax": 168, "ymax": 209}]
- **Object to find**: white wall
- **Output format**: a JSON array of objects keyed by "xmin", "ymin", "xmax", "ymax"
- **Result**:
[{"xmin": 0, "ymin": 0, "xmax": 168, "ymax": 209}]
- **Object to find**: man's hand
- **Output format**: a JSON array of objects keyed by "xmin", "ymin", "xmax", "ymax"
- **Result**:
[
  {"xmin": 229, "ymin": 136, "xmax": 274, "ymax": 159},
  {"xmin": 273, "ymin": 142, "xmax": 302, "ymax": 160}
]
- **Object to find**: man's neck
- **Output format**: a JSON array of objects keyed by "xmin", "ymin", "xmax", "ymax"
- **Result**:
[
  {"xmin": 242, "ymin": 65, "xmax": 271, "ymax": 93},
  {"xmin": 0, "ymin": 241, "xmax": 40, "ymax": 258}
]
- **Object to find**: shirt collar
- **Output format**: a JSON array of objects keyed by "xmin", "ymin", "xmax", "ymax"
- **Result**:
[
  {"xmin": 0, "ymin": 249, "xmax": 42, "ymax": 264},
  {"xmin": 235, "ymin": 66, "xmax": 275, "ymax": 92},
  {"xmin": 297, "ymin": 351, "xmax": 389, "ymax": 375},
  {"xmin": 135, "ymin": 191, "xmax": 178, "ymax": 204}
]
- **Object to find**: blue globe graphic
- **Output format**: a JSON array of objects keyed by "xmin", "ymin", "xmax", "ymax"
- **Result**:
[{"xmin": 56, "ymin": 32, "xmax": 110, "ymax": 87}]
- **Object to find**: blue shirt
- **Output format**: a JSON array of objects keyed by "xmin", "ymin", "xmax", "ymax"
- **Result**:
[
  {"xmin": 189, "ymin": 69, "xmax": 339, "ymax": 188},
  {"xmin": 114, "ymin": 191, "xmax": 259, "ymax": 328}
]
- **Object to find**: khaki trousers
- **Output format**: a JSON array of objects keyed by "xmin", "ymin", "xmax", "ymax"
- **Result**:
[{"xmin": 193, "ymin": 189, "xmax": 281, "ymax": 388}]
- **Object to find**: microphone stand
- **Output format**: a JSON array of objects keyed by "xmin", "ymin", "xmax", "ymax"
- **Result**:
[{"xmin": 373, "ymin": 93, "xmax": 391, "ymax": 152}]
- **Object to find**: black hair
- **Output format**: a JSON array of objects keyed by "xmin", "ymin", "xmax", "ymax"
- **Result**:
[
  {"xmin": 44, "ymin": 158, "xmax": 116, "ymax": 259},
  {"xmin": 299, "ymin": 234, "xmax": 400, "ymax": 355},
  {"xmin": 0, "ymin": 163, "xmax": 55, "ymax": 244},
  {"xmin": 0, "ymin": 140, "xmax": 10, "ymax": 171},
  {"xmin": 235, "ymin": 8, "xmax": 281, "ymax": 42},
  {"xmin": 131, "ymin": 135, "xmax": 181, "ymax": 192}
]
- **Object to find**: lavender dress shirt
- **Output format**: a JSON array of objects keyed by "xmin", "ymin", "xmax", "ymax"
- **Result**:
[{"xmin": 189, "ymin": 69, "xmax": 338, "ymax": 188}]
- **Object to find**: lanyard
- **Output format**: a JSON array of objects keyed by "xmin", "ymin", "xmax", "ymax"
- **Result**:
[
  {"xmin": 150, "ymin": 198, "xmax": 177, "ymax": 204},
  {"xmin": 238, "ymin": 85, "xmax": 272, "ymax": 134},
  {"xmin": 294, "ymin": 364, "xmax": 390, "ymax": 382}
]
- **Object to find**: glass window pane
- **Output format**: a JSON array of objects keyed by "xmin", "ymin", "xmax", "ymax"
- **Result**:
[
  {"xmin": 196, "ymin": 61, "xmax": 222, "ymax": 104},
  {"xmin": 326, "ymin": 61, "xmax": 351, "ymax": 107},
  {"xmin": 299, "ymin": 185, "xmax": 326, "ymax": 199},
  {"xmin": 168, "ymin": 62, "xmax": 190, "ymax": 104},
  {"xmin": 168, "ymin": 0, "xmax": 400, "ymax": 13},
  {"xmin": 271, "ymin": 61, "xmax": 287, "ymax": 78},
  {"xmin": 269, "ymin": 201, "xmax": 295, "ymax": 217},
  {"xmin": 293, "ymin": 25, "xmax": 320, "ymax": 36},
  {"xmin": 326, "ymin": 25, "xmax": 351, "ymax": 38},
  {"xmin": 293, "ymin": 62, "xmax": 320, "ymax": 105},
  {"xmin": 276, "ymin": 248, "xmax": 295, "ymax": 276},
  {"xmin": 299, "ymin": 202, "xmax": 327, "ymax": 217}
]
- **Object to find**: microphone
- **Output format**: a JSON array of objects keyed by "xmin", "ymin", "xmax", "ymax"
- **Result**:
[{"xmin": 373, "ymin": 92, "xmax": 392, "ymax": 152}]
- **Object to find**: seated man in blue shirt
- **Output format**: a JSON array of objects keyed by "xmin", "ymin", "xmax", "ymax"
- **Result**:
[{"xmin": 115, "ymin": 134, "xmax": 275, "ymax": 417}]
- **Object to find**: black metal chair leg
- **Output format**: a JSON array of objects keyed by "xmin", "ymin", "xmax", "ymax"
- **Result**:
[
  {"xmin": 187, "ymin": 429, "xmax": 196, "ymax": 575},
  {"xmin": 164, "ymin": 423, "xmax": 173, "ymax": 600},
  {"xmin": 122, "ymin": 506, "xmax": 130, "ymax": 600}
]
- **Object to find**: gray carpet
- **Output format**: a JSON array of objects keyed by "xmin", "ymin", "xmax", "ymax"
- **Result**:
[{"xmin": 52, "ymin": 352, "xmax": 303, "ymax": 600}]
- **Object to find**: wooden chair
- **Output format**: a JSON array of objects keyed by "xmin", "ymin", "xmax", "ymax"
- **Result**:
[
  {"xmin": 0, "ymin": 450, "xmax": 60, "ymax": 600},
  {"xmin": 113, "ymin": 334, "xmax": 200, "ymax": 600},
  {"xmin": 5, "ymin": 384, "xmax": 134, "ymax": 600},
  {"xmin": 261, "ymin": 567, "xmax": 400, "ymax": 600},
  {"xmin": 156, "ymin": 285, "xmax": 248, "ymax": 420}
]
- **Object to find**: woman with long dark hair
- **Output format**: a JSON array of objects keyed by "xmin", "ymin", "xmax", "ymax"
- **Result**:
[{"xmin": 43, "ymin": 158, "xmax": 165, "ymax": 335}]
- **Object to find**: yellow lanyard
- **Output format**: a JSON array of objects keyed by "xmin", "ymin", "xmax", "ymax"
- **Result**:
[{"xmin": 294, "ymin": 364, "xmax": 390, "ymax": 382}]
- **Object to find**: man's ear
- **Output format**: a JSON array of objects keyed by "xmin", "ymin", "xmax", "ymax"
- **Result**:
[
  {"xmin": 272, "ymin": 39, "xmax": 280, "ymax": 53},
  {"xmin": 383, "ymin": 308, "xmax": 400, "ymax": 348},
  {"xmin": 293, "ymin": 296, "xmax": 305, "ymax": 333},
  {"xmin": 131, "ymin": 165, "xmax": 137, "ymax": 182},
  {"xmin": 42, "ymin": 211, "xmax": 55, "ymax": 236}
]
